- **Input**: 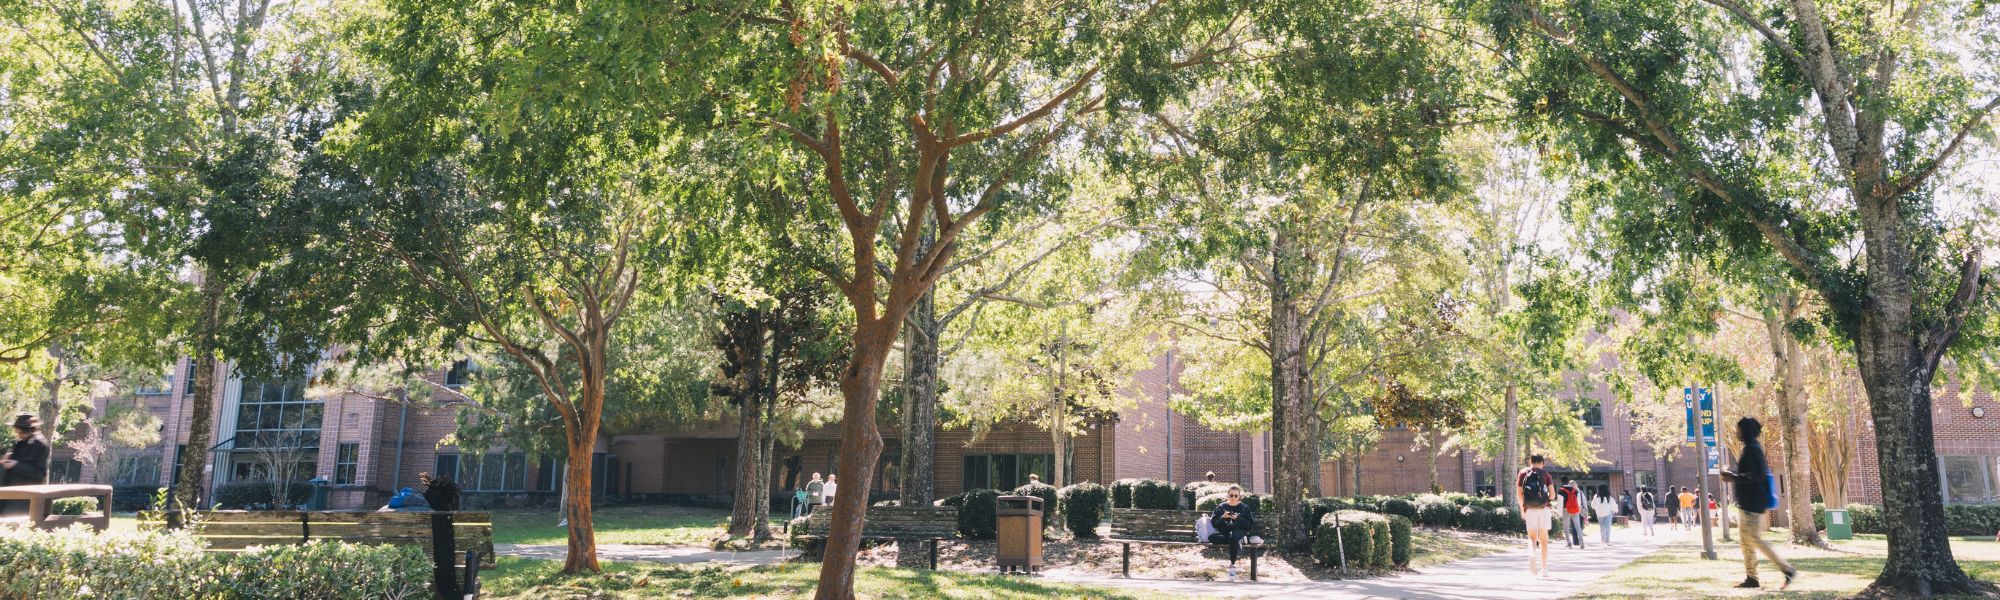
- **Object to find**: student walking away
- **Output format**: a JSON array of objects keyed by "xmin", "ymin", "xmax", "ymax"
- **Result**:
[
  {"xmin": 821, "ymin": 474, "xmax": 838, "ymax": 506},
  {"xmin": 1637, "ymin": 488, "xmax": 1658, "ymax": 535},
  {"xmin": 1, "ymin": 415, "xmax": 51, "ymax": 517},
  {"xmin": 1516, "ymin": 454, "xmax": 1556, "ymax": 578},
  {"xmin": 1207, "ymin": 485, "xmax": 1257, "ymax": 581},
  {"xmin": 1720, "ymin": 417, "xmax": 1795, "ymax": 589},
  {"xmin": 1561, "ymin": 481, "xmax": 1586, "ymax": 549},
  {"xmin": 805, "ymin": 473, "xmax": 825, "ymax": 508},
  {"xmin": 1591, "ymin": 494, "xmax": 1618, "ymax": 545},
  {"xmin": 1678, "ymin": 487, "xmax": 1697, "ymax": 528}
]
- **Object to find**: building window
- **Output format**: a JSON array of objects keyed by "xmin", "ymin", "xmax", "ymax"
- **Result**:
[
  {"xmin": 115, "ymin": 455, "xmax": 161, "ymax": 486},
  {"xmin": 437, "ymin": 452, "xmax": 529, "ymax": 492},
  {"xmin": 233, "ymin": 378, "xmax": 323, "ymax": 449},
  {"xmin": 170, "ymin": 445, "xmax": 186, "ymax": 486},
  {"xmin": 446, "ymin": 360, "xmax": 474, "ymax": 388},
  {"xmin": 135, "ymin": 371, "xmax": 173, "ymax": 396},
  {"xmin": 1576, "ymin": 398, "xmax": 1603, "ymax": 428},
  {"xmin": 1940, "ymin": 455, "xmax": 1999, "ymax": 505},
  {"xmin": 47, "ymin": 458, "xmax": 82, "ymax": 484},
  {"xmin": 334, "ymin": 443, "xmax": 359, "ymax": 485},
  {"xmin": 1474, "ymin": 470, "xmax": 1496, "ymax": 497},
  {"xmin": 961, "ymin": 454, "xmax": 1054, "ymax": 491},
  {"xmin": 184, "ymin": 361, "xmax": 198, "ymax": 395},
  {"xmin": 1636, "ymin": 470, "xmax": 1658, "ymax": 491}
]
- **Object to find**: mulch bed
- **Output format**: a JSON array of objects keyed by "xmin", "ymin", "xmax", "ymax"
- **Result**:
[{"xmin": 849, "ymin": 534, "xmax": 1395, "ymax": 583}]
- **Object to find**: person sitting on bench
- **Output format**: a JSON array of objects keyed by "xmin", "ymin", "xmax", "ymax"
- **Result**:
[{"xmin": 1208, "ymin": 484, "xmax": 1256, "ymax": 582}]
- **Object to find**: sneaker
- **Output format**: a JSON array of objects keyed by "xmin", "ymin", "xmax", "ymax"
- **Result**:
[
  {"xmin": 1227, "ymin": 566, "xmax": 1238, "ymax": 582},
  {"xmin": 1781, "ymin": 569, "xmax": 1797, "ymax": 590},
  {"xmin": 1735, "ymin": 578, "xmax": 1760, "ymax": 588}
]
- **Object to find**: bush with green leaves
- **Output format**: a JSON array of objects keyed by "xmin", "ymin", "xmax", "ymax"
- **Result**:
[
  {"xmin": 51, "ymin": 497, "xmax": 96, "ymax": 516},
  {"xmin": 957, "ymin": 489, "xmax": 1001, "ymax": 539},
  {"xmin": 1312, "ymin": 510, "xmax": 1383, "ymax": 567},
  {"xmin": 1058, "ymin": 482, "xmax": 1109, "ymax": 538},
  {"xmin": 214, "ymin": 480, "xmax": 274, "ymax": 509},
  {"xmin": 1012, "ymin": 480, "xmax": 1059, "ymax": 529},
  {"xmin": 1368, "ymin": 518, "xmax": 1392, "ymax": 567},
  {"xmin": 1388, "ymin": 515, "xmax": 1413, "ymax": 566},
  {"xmin": 1380, "ymin": 498, "xmax": 1418, "ymax": 521},
  {"xmin": 1458, "ymin": 505, "xmax": 1494, "ymax": 531},
  {"xmin": 1110, "ymin": 479, "xmax": 1140, "ymax": 508},
  {"xmin": 1414, "ymin": 497, "xmax": 1457, "ymax": 527},
  {"xmin": 0, "ymin": 525, "xmax": 430, "ymax": 599},
  {"xmin": 1131, "ymin": 479, "xmax": 1180, "ymax": 510},
  {"xmin": 1488, "ymin": 507, "xmax": 1525, "ymax": 533}
]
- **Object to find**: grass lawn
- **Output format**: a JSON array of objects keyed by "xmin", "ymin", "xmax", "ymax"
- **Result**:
[
  {"xmin": 490, "ymin": 505, "xmax": 737, "ymax": 547},
  {"xmin": 1408, "ymin": 528, "xmax": 1523, "ymax": 570},
  {"xmin": 1569, "ymin": 532, "xmax": 2000, "ymax": 599},
  {"xmin": 482, "ymin": 558, "xmax": 1184, "ymax": 599}
]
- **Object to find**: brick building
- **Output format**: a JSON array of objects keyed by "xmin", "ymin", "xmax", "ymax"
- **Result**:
[{"xmin": 1848, "ymin": 379, "xmax": 2000, "ymax": 506}]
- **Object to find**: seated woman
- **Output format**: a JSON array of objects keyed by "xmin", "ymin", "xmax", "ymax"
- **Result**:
[{"xmin": 1208, "ymin": 484, "xmax": 1257, "ymax": 581}]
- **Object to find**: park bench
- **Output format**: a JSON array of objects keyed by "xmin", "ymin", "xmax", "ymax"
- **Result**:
[
  {"xmin": 173, "ymin": 510, "xmax": 494, "ymax": 599},
  {"xmin": 792, "ymin": 505, "xmax": 958, "ymax": 569},
  {"xmin": 0, "ymin": 483, "xmax": 113, "ymax": 531},
  {"xmin": 1108, "ymin": 508, "xmax": 1266, "ymax": 581}
]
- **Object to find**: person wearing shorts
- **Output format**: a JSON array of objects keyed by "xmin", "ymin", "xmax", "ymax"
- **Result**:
[{"xmin": 1517, "ymin": 454, "xmax": 1556, "ymax": 578}]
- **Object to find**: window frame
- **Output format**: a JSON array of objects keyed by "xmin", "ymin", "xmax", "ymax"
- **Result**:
[{"xmin": 334, "ymin": 442, "xmax": 360, "ymax": 485}]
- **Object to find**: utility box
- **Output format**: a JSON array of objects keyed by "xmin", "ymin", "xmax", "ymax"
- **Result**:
[
  {"xmin": 995, "ymin": 495, "xmax": 1044, "ymax": 574},
  {"xmin": 1824, "ymin": 508, "xmax": 1852, "ymax": 540},
  {"xmin": 305, "ymin": 477, "xmax": 330, "ymax": 511}
]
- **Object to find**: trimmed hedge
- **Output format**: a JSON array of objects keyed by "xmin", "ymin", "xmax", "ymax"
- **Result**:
[
  {"xmin": 1368, "ymin": 517, "xmax": 1392, "ymax": 567},
  {"xmin": 958, "ymin": 489, "xmax": 1001, "ymax": 539},
  {"xmin": 1132, "ymin": 479, "xmax": 1181, "ymax": 510},
  {"xmin": 1013, "ymin": 481, "xmax": 1059, "ymax": 529},
  {"xmin": 1110, "ymin": 479, "xmax": 1140, "ymax": 509},
  {"xmin": 1380, "ymin": 498, "xmax": 1418, "ymax": 521},
  {"xmin": 1313, "ymin": 511, "xmax": 1377, "ymax": 567},
  {"xmin": 1059, "ymin": 482, "xmax": 1109, "ymax": 538},
  {"xmin": 1415, "ymin": 496, "xmax": 1458, "ymax": 527},
  {"xmin": 1489, "ymin": 507, "xmax": 1525, "ymax": 533},
  {"xmin": 1388, "ymin": 515, "xmax": 1413, "ymax": 566},
  {"xmin": 0, "ymin": 525, "xmax": 429, "ymax": 599},
  {"xmin": 1812, "ymin": 503, "xmax": 1999, "ymax": 537},
  {"xmin": 1458, "ymin": 505, "xmax": 1494, "ymax": 531}
]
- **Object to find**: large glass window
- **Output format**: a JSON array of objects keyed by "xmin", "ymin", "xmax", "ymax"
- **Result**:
[
  {"xmin": 233, "ymin": 378, "xmax": 322, "ymax": 449},
  {"xmin": 1576, "ymin": 398, "xmax": 1603, "ymax": 428},
  {"xmin": 334, "ymin": 443, "xmax": 359, "ymax": 485},
  {"xmin": 47, "ymin": 458, "xmax": 82, "ymax": 483},
  {"xmin": 961, "ymin": 454, "xmax": 1054, "ymax": 491},
  {"xmin": 1941, "ymin": 456, "xmax": 1999, "ymax": 505},
  {"xmin": 437, "ymin": 452, "xmax": 530, "ymax": 492},
  {"xmin": 115, "ymin": 455, "xmax": 161, "ymax": 486},
  {"xmin": 1474, "ymin": 470, "xmax": 1496, "ymax": 496}
]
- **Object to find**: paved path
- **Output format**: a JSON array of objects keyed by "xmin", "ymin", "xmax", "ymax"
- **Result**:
[
  {"xmin": 495, "ymin": 543, "xmax": 792, "ymax": 566},
  {"xmin": 1041, "ymin": 527, "xmax": 1685, "ymax": 600}
]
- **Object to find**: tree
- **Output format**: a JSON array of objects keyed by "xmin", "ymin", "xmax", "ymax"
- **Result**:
[
  {"xmin": 712, "ymin": 278, "xmax": 846, "ymax": 541},
  {"xmin": 1467, "ymin": 0, "xmax": 2000, "ymax": 589}
]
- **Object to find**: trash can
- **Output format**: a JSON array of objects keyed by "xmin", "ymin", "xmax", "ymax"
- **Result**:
[
  {"xmin": 1824, "ymin": 508, "xmax": 1852, "ymax": 540},
  {"xmin": 305, "ymin": 477, "xmax": 331, "ymax": 511},
  {"xmin": 995, "ymin": 495, "xmax": 1044, "ymax": 574}
]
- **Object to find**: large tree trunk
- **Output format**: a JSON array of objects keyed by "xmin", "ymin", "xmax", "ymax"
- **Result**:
[
  {"xmin": 1268, "ymin": 226, "xmax": 1315, "ymax": 551},
  {"xmin": 728, "ymin": 391, "xmax": 767, "ymax": 537},
  {"xmin": 560, "ymin": 412, "xmax": 601, "ymax": 573},
  {"xmin": 1851, "ymin": 197, "xmax": 1975, "ymax": 595},
  {"xmin": 753, "ymin": 403, "xmax": 777, "ymax": 542},
  {"xmin": 1762, "ymin": 292, "xmax": 1825, "ymax": 547},
  {"xmin": 173, "ymin": 275, "xmax": 226, "ymax": 510},
  {"xmin": 898, "ymin": 292, "xmax": 939, "ymax": 510},
  {"xmin": 814, "ymin": 320, "xmax": 894, "ymax": 600}
]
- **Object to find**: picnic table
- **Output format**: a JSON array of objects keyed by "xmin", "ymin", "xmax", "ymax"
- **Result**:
[{"xmin": 0, "ymin": 484, "xmax": 113, "ymax": 531}]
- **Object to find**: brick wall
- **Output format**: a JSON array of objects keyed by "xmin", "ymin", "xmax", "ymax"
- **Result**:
[{"xmin": 1846, "ymin": 379, "xmax": 2000, "ymax": 506}]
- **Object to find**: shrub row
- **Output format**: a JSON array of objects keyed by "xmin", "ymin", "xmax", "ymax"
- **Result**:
[
  {"xmin": 0, "ymin": 525, "xmax": 431, "ymax": 599},
  {"xmin": 1812, "ymin": 503, "xmax": 2000, "ymax": 537},
  {"xmin": 1059, "ymin": 482, "xmax": 1110, "ymax": 539},
  {"xmin": 939, "ymin": 481, "xmax": 1115, "ymax": 539},
  {"xmin": 1309, "ymin": 510, "xmax": 1409, "ymax": 569}
]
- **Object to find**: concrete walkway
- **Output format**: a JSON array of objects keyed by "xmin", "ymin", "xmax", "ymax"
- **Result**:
[
  {"xmin": 1041, "ymin": 527, "xmax": 1684, "ymax": 600},
  {"xmin": 495, "ymin": 543, "xmax": 792, "ymax": 566}
]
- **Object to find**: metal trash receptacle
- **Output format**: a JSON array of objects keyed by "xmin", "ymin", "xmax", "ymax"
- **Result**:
[
  {"xmin": 305, "ymin": 477, "xmax": 331, "ymax": 510},
  {"xmin": 996, "ymin": 495, "xmax": 1044, "ymax": 574},
  {"xmin": 1824, "ymin": 508, "xmax": 1852, "ymax": 540}
]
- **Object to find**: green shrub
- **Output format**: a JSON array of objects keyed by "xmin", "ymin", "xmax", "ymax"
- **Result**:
[
  {"xmin": 1132, "ymin": 479, "xmax": 1180, "ymax": 510},
  {"xmin": 939, "ymin": 492, "xmax": 966, "ymax": 508},
  {"xmin": 214, "ymin": 480, "xmax": 274, "ymax": 509},
  {"xmin": 1245, "ymin": 493, "xmax": 1271, "ymax": 515},
  {"xmin": 50, "ymin": 497, "xmax": 95, "ymax": 516},
  {"xmin": 1388, "ymin": 515, "xmax": 1413, "ymax": 566},
  {"xmin": 957, "ymin": 489, "xmax": 1001, "ymax": 539},
  {"xmin": 1944, "ymin": 504, "xmax": 2000, "ymax": 537},
  {"xmin": 1012, "ymin": 480, "xmax": 1059, "ymax": 529},
  {"xmin": 1312, "ymin": 510, "xmax": 1382, "ymax": 567},
  {"xmin": 1415, "ymin": 497, "xmax": 1458, "ymax": 527},
  {"xmin": 1110, "ymin": 479, "xmax": 1140, "ymax": 509},
  {"xmin": 1443, "ymin": 492, "xmax": 1474, "ymax": 506},
  {"xmin": 1489, "ymin": 507, "xmax": 1525, "ymax": 533},
  {"xmin": 1468, "ymin": 496, "xmax": 1507, "ymax": 510},
  {"xmin": 1458, "ymin": 505, "xmax": 1494, "ymax": 531},
  {"xmin": 1059, "ymin": 482, "xmax": 1109, "ymax": 539},
  {"xmin": 1380, "ymin": 498, "xmax": 1418, "ymax": 521},
  {"xmin": 1303, "ymin": 497, "xmax": 1344, "ymax": 535},
  {"xmin": 1848, "ymin": 504, "xmax": 1885, "ymax": 534},
  {"xmin": 1195, "ymin": 493, "xmax": 1227, "ymax": 512},
  {"xmin": 0, "ymin": 525, "xmax": 429, "ymax": 599}
]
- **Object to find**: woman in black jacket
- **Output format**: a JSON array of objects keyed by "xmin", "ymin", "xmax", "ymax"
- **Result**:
[{"xmin": 1, "ymin": 414, "xmax": 51, "ymax": 516}]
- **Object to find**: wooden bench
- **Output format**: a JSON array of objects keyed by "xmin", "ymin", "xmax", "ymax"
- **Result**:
[
  {"xmin": 1109, "ymin": 508, "xmax": 1266, "ymax": 581},
  {"xmin": 174, "ymin": 510, "xmax": 493, "ymax": 599},
  {"xmin": 0, "ymin": 484, "xmax": 113, "ymax": 531},
  {"xmin": 792, "ymin": 505, "xmax": 958, "ymax": 569}
]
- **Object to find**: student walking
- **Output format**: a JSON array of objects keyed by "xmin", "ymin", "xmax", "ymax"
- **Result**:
[
  {"xmin": 1591, "ymin": 494, "xmax": 1618, "ymax": 545},
  {"xmin": 1637, "ymin": 487, "xmax": 1658, "ymax": 535},
  {"xmin": 1208, "ymin": 485, "xmax": 1257, "ymax": 581},
  {"xmin": 1720, "ymin": 417, "xmax": 1796, "ymax": 590},
  {"xmin": 1561, "ymin": 481, "xmax": 1586, "ymax": 549},
  {"xmin": 805, "ymin": 473, "xmax": 825, "ymax": 508},
  {"xmin": 1516, "ymin": 454, "xmax": 1556, "ymax": 578},
  {"xmin": 1678, "ymin": 487, "xmax": 1698, "ymax": 528}
]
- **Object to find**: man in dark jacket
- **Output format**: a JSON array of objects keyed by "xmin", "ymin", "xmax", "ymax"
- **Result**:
[
  {"xmin": 1208, "ymin": 484, "xmax": 1257, "ymax": 581},
  {"xmin": 2, "ymin": 414, "xmax": 51, "ymax": 516},
  {"xmin": 1720, "ymin": 417, "xmax": 1795, "ymax": 589}
]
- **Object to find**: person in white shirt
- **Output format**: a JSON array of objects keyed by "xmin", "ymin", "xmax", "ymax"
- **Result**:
[
  {"xmin": 821, "ymin": 474, "xmax": 838, "ymax": 506},
  {"xmin": 1591, "ymin": 494, "xmax": 1619, "ymax": 546}
]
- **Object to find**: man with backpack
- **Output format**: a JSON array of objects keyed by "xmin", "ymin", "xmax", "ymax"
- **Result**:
[
  {"xmin": 1560, "ymin": 480, "xmax": 1586, "ymax": 549},
  {"xmin": 1636, "ymin": 487, "xmax": 1657, "ymax": 536},
  {"xmin": 1720, "ymin": 417, "xmax": 1795, "ymax": 590},
  {"xmin": 1516, "ymin": 454, "xmax": 1556, "ymax": 578}
]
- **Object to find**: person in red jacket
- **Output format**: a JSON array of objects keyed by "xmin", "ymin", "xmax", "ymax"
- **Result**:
[{"xmin": 1561, "ymin": 480, "xmax": 1586, "ymax": 549}]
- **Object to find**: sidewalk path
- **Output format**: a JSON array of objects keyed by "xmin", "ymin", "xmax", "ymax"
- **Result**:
[
  {"xmin": 1040, "ymin": 527, "xmax": 1685, "ymax": 600},
  {"xmin": 494, "ymin": 543, "xmax": 791, "ymax": 566}
]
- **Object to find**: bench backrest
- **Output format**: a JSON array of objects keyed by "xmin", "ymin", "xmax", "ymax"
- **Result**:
[
  {"xmin": 183, "ymin": 510, "xmax": 495, "ymax": 567},
  {"xmin": 799, "ymin": 505, "xmax": 958, "ymax": 539},
  {"xmin": 1110, "ymin": 508, "xmax": 1207, "ymax": 542}
]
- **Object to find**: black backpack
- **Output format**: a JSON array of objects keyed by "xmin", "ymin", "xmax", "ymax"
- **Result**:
[{"xmin": 1522, "ymin": 468, "xmax": 1551, "ymax": 505}]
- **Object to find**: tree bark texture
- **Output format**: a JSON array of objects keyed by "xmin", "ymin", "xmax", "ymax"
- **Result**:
[
  {"xmin": 728, "ymin": 390, "xmax": 767, "ymax": 537},
  {"xmin": 898, "ymin": 292, "xmax": 939, "ymax": 510},
  {"xmin": 815, "ymin": 322, "xmax": 895, "ymax": 600},
  {"xmin": 725, "ymin": 306, "xmax": 771, "ymax": 538},
  {"xmin": 174, "ymin": 275, "xmax": 226, "ymax": 510},
  {"xmin": 1268, "ymin": 226, "xmax": 1315, "ymax": 550},
  {"xmin": 561, "ymin": 417, "xmax": 601, "ymax": 573},
  {"xmin": 1761, "ymin": 292, "xmax": 1825, "ymax": 547},
  {"xmin": 1502, "ymin": 384, "xmax": 1519, "ymax": 508}
]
